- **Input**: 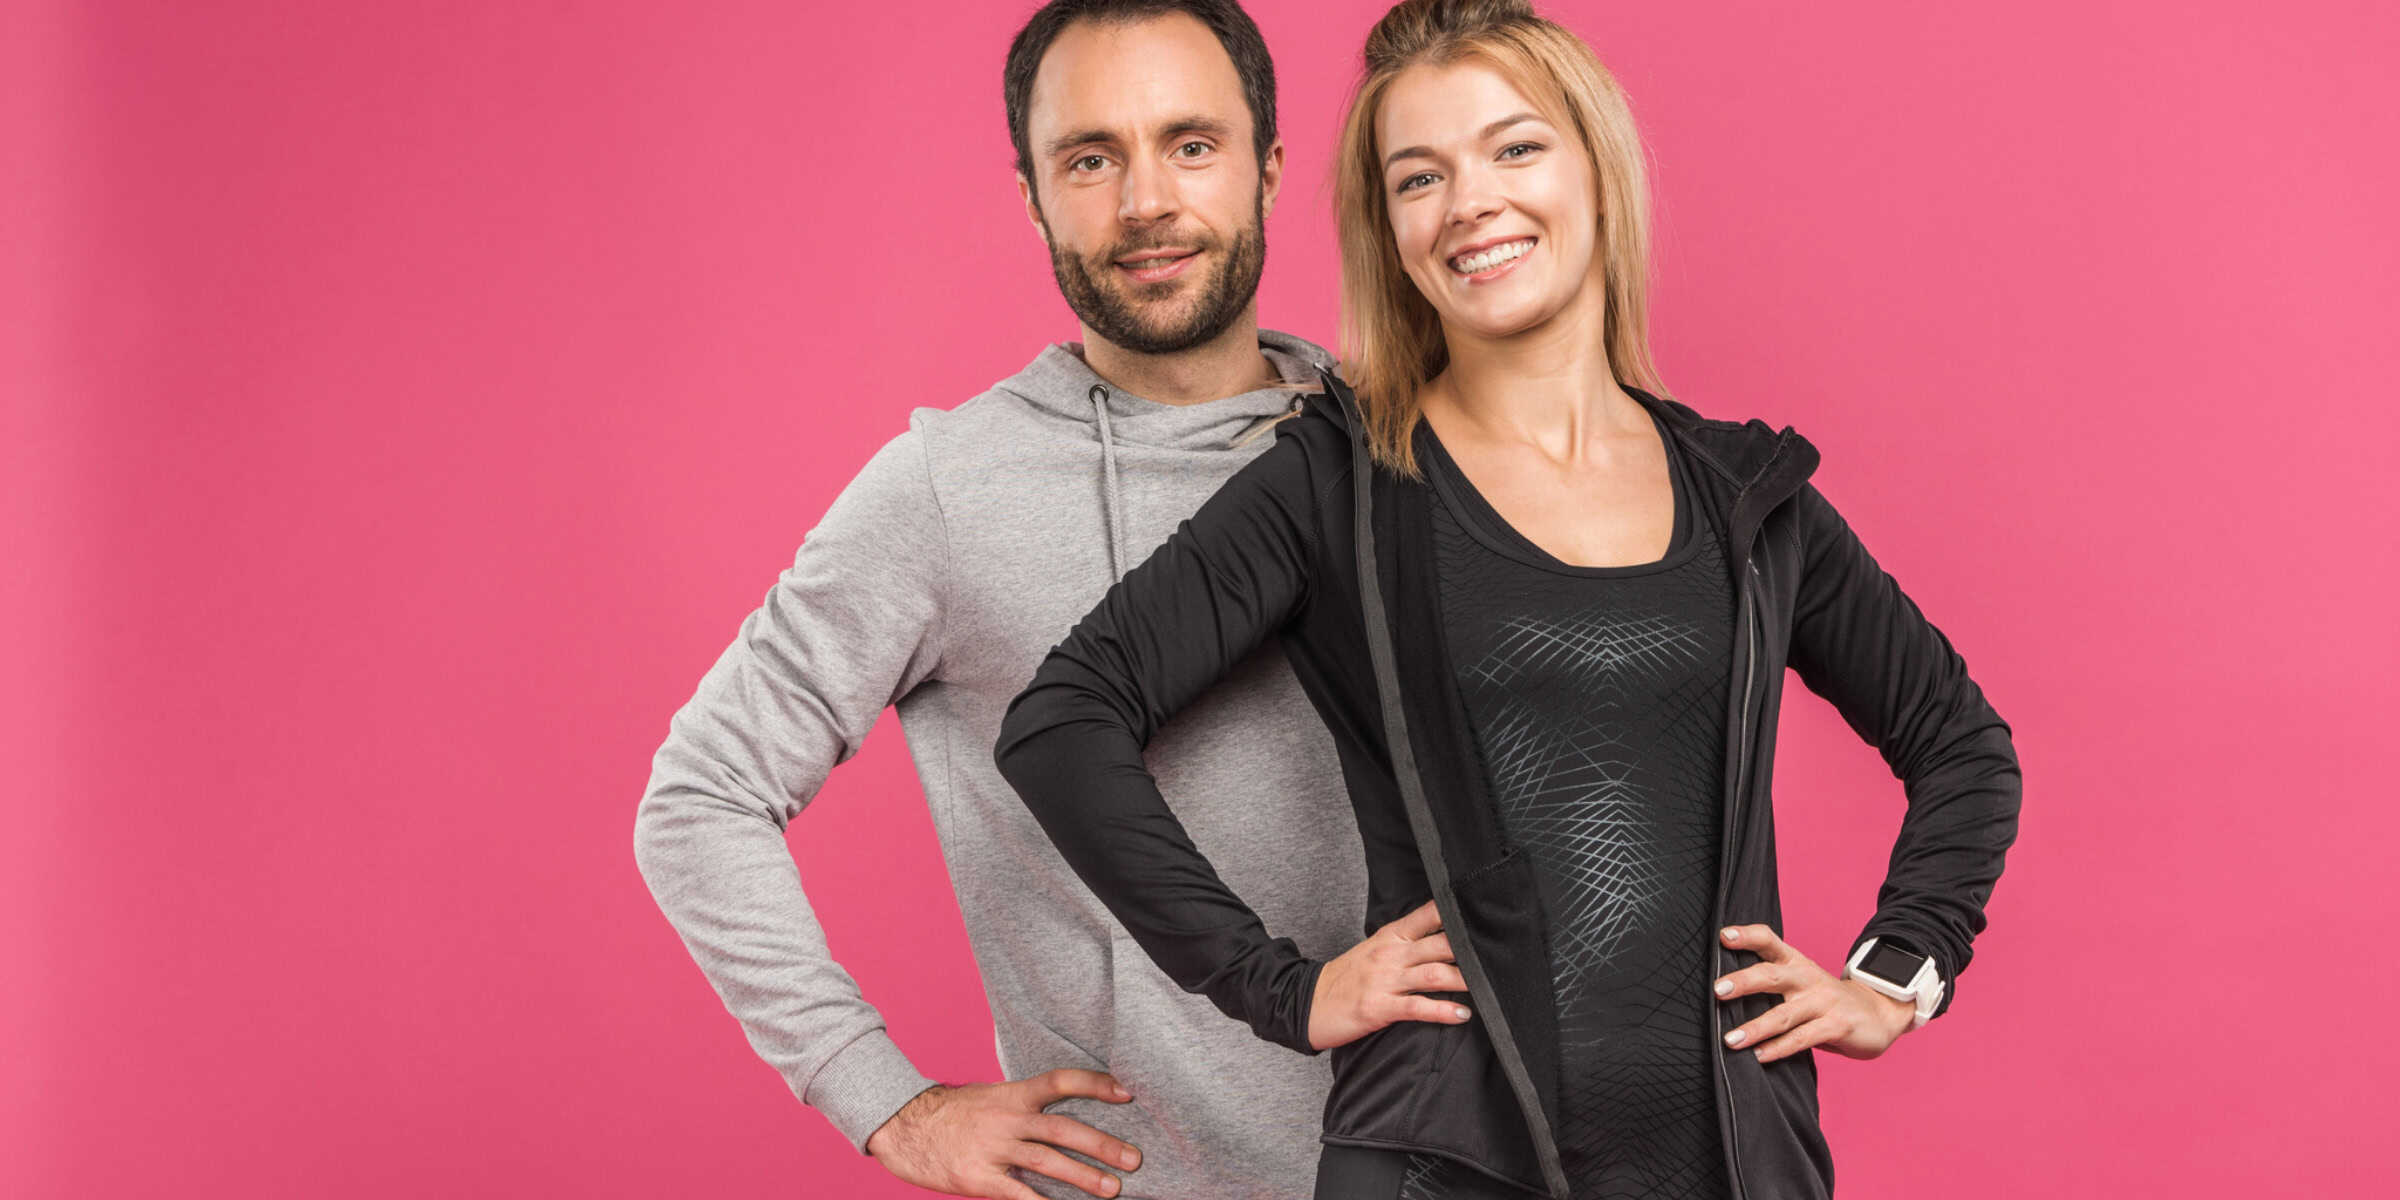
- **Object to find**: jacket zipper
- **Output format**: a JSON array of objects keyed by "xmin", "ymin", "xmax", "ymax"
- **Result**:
[{"xmin": 1713, "ymin": 555, "xmax": 1762, "ymax": 1200}]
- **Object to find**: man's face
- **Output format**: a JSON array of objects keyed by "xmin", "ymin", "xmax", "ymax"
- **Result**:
[{"xmin": 1018, "ymin": 13, "xmax": 1282, "ymax": 356}]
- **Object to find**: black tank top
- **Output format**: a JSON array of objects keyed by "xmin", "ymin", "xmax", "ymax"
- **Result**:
[{"xmin": 1329, "ymin": 410, "xmax": 1735, "ymax": 1200}]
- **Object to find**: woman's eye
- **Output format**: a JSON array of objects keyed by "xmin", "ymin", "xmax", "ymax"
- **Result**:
[
  {"xmin": 1499, "ymin": 142, "xmax": 1542, "ymax": 160},
  {"xmin": 1397, "ymin": 172, "xmax": 1437, "ymax": 193}
]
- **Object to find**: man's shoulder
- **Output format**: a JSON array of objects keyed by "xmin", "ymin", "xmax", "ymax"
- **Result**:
[{"xmin": 896, "ymin": 378, "xmax": 1059, "ymax": 463}]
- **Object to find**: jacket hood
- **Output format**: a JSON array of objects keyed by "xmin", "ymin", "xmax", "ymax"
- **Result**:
[
  {"xmin": 995, "ymin": 328, "xmax": 1339, "ymax": 452},
  {"xmin": 1637, "ymin": 392, "xmax": 1816, "ymax": 493}
]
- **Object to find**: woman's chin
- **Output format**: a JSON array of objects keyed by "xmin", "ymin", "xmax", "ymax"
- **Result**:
[{"xmin": 1433, "ymin": 303, "xmax": 1552, "ymax": 344}]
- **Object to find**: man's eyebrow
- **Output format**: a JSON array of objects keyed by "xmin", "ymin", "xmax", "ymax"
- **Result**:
[
  {"xmin": 1044, "ymin": 115, "xmax": 1237, "ymax": 159},
  {"xmin": 1382, "ymin": 111, "xmax": 1545, "ymax": 169},
  {"xmin": 1044, "ymin": 128, "xmax": 1118, "ymax": 158},
  {"xmin": 1159, "ymin": 115, "xmax": 1235, "ymax": 141}
]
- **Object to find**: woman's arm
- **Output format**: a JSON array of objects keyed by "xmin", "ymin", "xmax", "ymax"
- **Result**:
[
  {"xmin": 1785, "ymin": 481, "xmax": 2024, "ymax": 1020},
  {"xmin": 993, "ymin": 430, "xmax": 1334, "ymax": 1055}
]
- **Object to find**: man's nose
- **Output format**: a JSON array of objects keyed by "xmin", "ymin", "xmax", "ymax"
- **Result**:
[{"xmin": 1119, "ymin": 154, "xmax": 1179, "ymax": 225}]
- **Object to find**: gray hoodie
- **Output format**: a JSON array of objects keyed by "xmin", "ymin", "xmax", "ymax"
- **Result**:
[{"xmin": 633, "ymin": 331, "xmax": 1368, "ymax": 1200}]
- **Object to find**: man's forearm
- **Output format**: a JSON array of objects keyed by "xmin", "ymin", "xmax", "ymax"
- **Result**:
[{"xmin": 634, "ymin": 780, "xmax": 937, "ymax": 1151}]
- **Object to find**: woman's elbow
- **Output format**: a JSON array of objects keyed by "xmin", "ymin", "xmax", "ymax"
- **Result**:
[{"xmin": 992, "ymin": 689, "xmax": 1053, "ymax": 791}]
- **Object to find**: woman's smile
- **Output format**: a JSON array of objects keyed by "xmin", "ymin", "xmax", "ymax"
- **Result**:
[{"xmin": 1447, "ymin": 236, "xmax": 1537, "ymax": 282}]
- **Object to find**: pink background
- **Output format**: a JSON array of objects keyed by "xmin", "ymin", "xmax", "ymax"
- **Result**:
[{"xmin": 10, "ymin": 0, "xmax": 2395, "ymax": 1196}]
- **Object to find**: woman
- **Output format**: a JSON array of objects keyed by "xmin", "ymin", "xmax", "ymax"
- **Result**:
[{"xmin": 994, "ymin": 2, "xmax": 2021, "ymax": 1197}]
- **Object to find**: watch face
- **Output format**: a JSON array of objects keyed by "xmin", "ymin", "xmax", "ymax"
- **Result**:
[{"xmin": 1858, "ymin": 941, "xmax": 1928, "ymax": 986}]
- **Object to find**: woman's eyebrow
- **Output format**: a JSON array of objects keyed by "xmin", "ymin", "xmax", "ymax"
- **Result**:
[{"xmin": 1382, "ymin": 111, "xmax": 1544, "ymax": 169}]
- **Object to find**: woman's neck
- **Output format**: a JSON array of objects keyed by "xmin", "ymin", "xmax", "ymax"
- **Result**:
[{"xmin": 1423, "ymin": 286, "xmax": 1646, "ymax": 463}]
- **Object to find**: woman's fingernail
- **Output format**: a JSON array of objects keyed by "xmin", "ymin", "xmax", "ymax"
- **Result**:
[
  {"xmin": 1455, "ymin": 1005, "xmax": 1472, "ymax": 1020},
  {"xmin": 1112, "ymin": 1085, "xmax": 1130, "ymax": 1100},
  {"xmin": 1121, "ymin": 1148, "xmax": 1140, "ymax": 1169},
  {"xmin": 1714, "ymin": 979, "xmax": 1732, "ymax": 996},
  {"xmin": 1725, "ymin": 1030, "xmax": 1746, "ymax": 1046},
  {"xmin": 1100, "ymin": 1177, "xmax": 1118, "ymax": 1196}
]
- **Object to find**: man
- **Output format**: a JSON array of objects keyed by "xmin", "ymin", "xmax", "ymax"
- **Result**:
[{"xmin": 631, "ymin": 4, "xmax": 1365, "ymax": 1198}]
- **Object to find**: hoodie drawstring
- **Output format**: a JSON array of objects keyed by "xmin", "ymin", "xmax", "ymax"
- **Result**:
[{"xmin": 1089, "ymin": 383, "xmax": 1130, "ymax": 581}]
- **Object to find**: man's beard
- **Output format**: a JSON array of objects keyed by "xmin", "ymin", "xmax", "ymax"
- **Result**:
[{"xmin": 1041, "ymin": 198, "xmax": 1267, "ymax": 356}]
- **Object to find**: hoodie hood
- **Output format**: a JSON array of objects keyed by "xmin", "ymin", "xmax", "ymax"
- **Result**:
[
  {"xmin": 995, "ymin": 328, "xmax": 1338, "ymax": 451},
  {"xmin": 994, "ymin": 329, "xmax": 1339, "ymax": 581}
]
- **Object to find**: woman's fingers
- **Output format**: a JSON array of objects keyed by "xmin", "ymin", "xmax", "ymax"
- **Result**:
[
  {"xmin": 1711, "ymin": 961, "xmax": 1791, "ymax": 1000},
  {"xmin": 1385, "ymin": 899, "xmax": 1445, "ymax": 941},
  {"xmin": 1386, "ymin": 992, "xmax": 1474, "ymax": 1025},
  {"xmin": 1402, "ymin": 961, "xmax": 1468, "ymax": 993},
  {"xmin": 1749, "ymin": 1016, "xmax": 1843, "ymax": 1064},
  {"xmin": 1400, "ymin": 932, "xmax": 1453, "ymax": 965},
  {"xmin": 1723, "ymin": 994, "xmax": 1820, "ymax": 1052},
  {"xmin": 1721, "ymin": 924, "xmax": 1795, "ymax": 963}
]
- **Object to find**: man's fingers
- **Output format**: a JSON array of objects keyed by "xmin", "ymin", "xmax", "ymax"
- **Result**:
[
  {"xmin": 1010, "ymin": 1142, "xmax": 1122, "ymax": 1199},
  {"xmin": 1403, "ymin": 961, "xmax": 1469, "ymax": 994},
  {"xmin": 980, "ymin": 1171, "xmax": 1050, "ymax": 1200},
  {"xmin": 1401, "ymin": 932, "xmax": 1454, "ymax": 965},
  {"xmin": 1723, "ymin": 996, "xmax": 1816, "ymax": 1052},
  {"xmin": 1711, "ymin": 962, "xmax": 1790, "ymax": 1000},
  {"xmin": 1385, "ymin": 899, "xmax": 1445, "ymax": 941},
  {"xmin": 1024, "ymin": 1113, "xmax": 1142, "ymax": 1173},
  {"xmin": 1017, "ymin": 1068, "xmax": 1131, "ymax": 1107},
  {"xmin": 1721, "ymin": 924, "xmax": 1793, "ymax": 963}
]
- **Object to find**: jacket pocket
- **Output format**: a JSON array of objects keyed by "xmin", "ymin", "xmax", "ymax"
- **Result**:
[
  {"xmin": 1319, "ymin": 848, "xmax": 1554, "ymax": 1196},
  {"xmin": 1444, "ymin": 846, "xmax": 1559, "ymax": 1144}
]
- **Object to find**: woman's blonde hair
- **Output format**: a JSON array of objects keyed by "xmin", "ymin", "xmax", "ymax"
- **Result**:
[{"xmin": 1333, "ymin": 0, "xmax": 1667, "ymax": 477}]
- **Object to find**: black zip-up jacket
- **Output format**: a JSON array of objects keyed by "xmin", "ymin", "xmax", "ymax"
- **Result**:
[{"xmin": 994, "ymin": 371, "xmax": 2022, "ymax": 1199}]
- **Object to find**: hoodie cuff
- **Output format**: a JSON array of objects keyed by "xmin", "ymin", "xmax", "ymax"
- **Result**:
[{"xmin": 801, "ymin": 1027, "xmax": 940, "ymax": 1155}]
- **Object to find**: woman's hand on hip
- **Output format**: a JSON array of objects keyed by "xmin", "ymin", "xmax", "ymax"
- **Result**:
[
  {"xmin": 1306, "ymin": 899, "xmax": 1474, "ymax": 1051},
  {"xmin": 1711, "ymin": 924, "xmax": 1916, "ymax": 1063}
]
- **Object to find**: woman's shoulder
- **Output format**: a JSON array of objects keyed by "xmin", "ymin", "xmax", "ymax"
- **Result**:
[
  {"xmin": 1634, "ymin": 386, "xmax": 1805, "ymax": 488},
  {"xmin": 1261, "ymin": 387, "xmax": 1362, "ymax": 475}
]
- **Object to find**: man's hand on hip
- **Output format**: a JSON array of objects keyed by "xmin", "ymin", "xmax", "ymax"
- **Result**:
[{"xmin": 864, "ymin": 1069, "xmax": 1142, "ymax": 1200}]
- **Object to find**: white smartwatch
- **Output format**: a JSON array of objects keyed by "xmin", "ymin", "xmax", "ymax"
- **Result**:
[{"xmin": 1842, "ymin": 937, "xmax": 1945, "ymax": 1031}]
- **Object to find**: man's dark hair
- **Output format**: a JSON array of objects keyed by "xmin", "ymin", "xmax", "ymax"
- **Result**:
[{"xmin": 1004, "ymin": 0, "xmax": 1279, "ymax": 193}]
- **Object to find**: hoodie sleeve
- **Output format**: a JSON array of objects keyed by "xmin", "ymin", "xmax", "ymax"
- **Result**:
[
  {"xmin": 632, "ymin": 427, "xmax": 945, "ymax": 1152},
  {"xmin": 1785, "ymin": 481, "xmax": 2022, "ymax": 1019},
  {"xmin": 994, "ymin": 428, "xmax": 1333, "ymax": 1056}
]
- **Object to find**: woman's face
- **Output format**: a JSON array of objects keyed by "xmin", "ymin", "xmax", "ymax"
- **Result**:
[{"xmin": 1376, "ymin": 60, "xmax": 1603, "ymax": 345}]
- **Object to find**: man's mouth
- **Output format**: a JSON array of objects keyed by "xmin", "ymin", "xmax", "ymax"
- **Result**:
[
  {"xmin": 1447, "ymin": 237, "xmax": 1536, "ymax": 279},
  {"xmin": 1115, "ymin": 248, "xmax": 1201, "ymax": 284}
]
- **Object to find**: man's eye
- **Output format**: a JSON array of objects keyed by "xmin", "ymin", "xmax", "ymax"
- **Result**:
[
  {"xmin": 1397, "ymin": 172, "xmax": 1437, "ymax": 193},
  {"xmin": 1072, "ymin": 154, "xmax": 1109, "ymax": 172},
  {"xmin": 1177, "ymin": 141, "xmax": 1211, "ymax": 157}
]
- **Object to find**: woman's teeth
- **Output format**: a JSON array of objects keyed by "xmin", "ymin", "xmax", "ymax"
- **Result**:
[{"xmin": 1449, "ymin": 239, "xmax": 1534, "ymax": 275}]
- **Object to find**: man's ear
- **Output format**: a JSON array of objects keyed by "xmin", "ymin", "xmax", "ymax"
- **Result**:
[
  {"xmin": 1016, "ymin": 171, "xmax": 1048, "ymax": 240},
  {"xmin": 1258, "ymin": 137, "xmax": 1286, "ymax": 220}
]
